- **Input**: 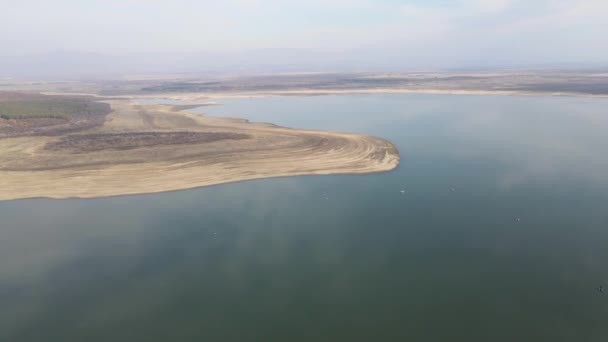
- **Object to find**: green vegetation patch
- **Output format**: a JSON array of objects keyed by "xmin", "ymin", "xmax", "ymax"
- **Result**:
[{"xmin": 0, "ymin": 94, "xmax": 109, "ymax": 120}]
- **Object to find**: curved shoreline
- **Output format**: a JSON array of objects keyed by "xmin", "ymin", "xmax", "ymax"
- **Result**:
[{"xmin": 0, "ymin": 100, "xmax": 399, "ymax": 201}]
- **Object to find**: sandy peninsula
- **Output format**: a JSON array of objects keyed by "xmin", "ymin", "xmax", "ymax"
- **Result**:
[{"xmin": 0, "ymin": 100, "xmax": 399, "ymax": 201}]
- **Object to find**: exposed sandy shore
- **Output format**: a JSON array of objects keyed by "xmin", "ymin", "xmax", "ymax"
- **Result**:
[{"xmin": 0, "ymin": 101, "xmax": 399, "ymax": 201}]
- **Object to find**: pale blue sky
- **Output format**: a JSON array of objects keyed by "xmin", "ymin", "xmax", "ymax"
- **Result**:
[{"xmin": 1, "ymin": 0, "xmax": 607, "ymax": 73}]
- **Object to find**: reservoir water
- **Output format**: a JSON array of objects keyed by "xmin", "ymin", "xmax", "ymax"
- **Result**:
[{"xmin": 1, "ymin": 94, "xmax": 608, "ymax": 341}]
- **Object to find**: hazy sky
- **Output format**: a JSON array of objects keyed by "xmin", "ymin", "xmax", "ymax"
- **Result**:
[{"xmin": 1, "ymin": 0, "xmax": 607, "ymax": 74}]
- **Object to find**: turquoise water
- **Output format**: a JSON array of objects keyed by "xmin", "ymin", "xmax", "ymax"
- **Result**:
[{"xmin": 1, "ymin": 94, "xmax": 608, "ymax": 341}]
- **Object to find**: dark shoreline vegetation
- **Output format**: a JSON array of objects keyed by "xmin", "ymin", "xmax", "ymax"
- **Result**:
[
  {"xmin": 0, "ymin": 92, "xmax": 111, "ymax": 138},
  {"xmin": 45, "ymin": 131, "xmax": 251, "ymax": 152}
]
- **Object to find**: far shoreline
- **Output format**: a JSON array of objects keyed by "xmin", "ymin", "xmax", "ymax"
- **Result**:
[{"xmin": 42, "ymin": 87, "xmax": 608, "ymax": 102}]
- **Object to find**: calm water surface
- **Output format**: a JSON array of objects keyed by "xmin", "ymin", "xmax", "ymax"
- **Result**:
[{"xmin": 2, "ymin": 94, "xmax": 608, "ymax": 341}]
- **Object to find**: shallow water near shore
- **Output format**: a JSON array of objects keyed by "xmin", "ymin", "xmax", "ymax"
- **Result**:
[{"xmin": 2, "ymin": 94, "xmax": 608, "ymax": 341}]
